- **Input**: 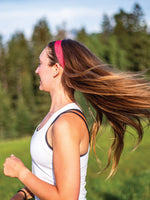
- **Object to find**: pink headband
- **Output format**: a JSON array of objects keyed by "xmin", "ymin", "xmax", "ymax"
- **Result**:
[{"xmin": 54, "ymin": 40, "xmax": 65, "ymax": 68}]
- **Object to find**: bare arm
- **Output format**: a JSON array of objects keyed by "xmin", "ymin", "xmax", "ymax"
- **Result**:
[{"xmin": 52, "ymin": 115, "xmax": 81, "ymax": 199}]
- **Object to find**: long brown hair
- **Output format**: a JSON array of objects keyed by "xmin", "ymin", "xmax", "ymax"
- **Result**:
[{"xmin": 47, "ymin": 39, "xmax": 150, "ymax": 177}]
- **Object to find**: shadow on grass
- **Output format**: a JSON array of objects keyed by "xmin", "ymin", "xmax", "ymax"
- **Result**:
[{"xmin": 102, "ymin": 193, "xmax": 120, "ymax": 200}]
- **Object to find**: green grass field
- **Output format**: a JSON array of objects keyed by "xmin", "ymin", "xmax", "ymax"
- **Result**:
[{"xmin": 0, "ymin": 125, "xmax": 150, "ymax": 200}]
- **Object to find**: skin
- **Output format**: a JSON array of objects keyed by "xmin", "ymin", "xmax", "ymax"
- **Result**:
[{"xmin": 3, "ymin": 47, "xmax": 89, "ymax": 200}]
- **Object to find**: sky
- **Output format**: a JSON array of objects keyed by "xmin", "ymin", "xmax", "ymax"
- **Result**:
[{"xmin": 0, "ymin": 0, "xmax": 150, "ymax": 42}]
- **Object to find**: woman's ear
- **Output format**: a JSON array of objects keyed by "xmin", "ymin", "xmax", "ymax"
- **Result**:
[{"xmin": 53, "ymin": 63, "xmax": 62, "ymax": 77}]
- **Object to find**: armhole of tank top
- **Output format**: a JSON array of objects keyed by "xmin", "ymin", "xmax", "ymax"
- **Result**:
[{"xmin": 45, "ymin": 109, "xmax": 90, "ymax": 155}]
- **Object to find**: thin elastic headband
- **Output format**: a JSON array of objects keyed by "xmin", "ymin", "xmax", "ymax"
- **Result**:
[{"xmin": 54, "ymin": 40, "xmax": 65, "ymax": 68}]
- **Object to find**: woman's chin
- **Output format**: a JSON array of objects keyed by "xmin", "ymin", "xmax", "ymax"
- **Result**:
[{"xmin": 39, "ymin": 85, "xmax": 44, "ymax": 91}]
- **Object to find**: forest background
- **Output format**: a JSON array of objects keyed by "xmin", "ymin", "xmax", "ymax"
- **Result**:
[{"xmin": 0, "ymin": 2, "xmax": 149, "ymax": 140}]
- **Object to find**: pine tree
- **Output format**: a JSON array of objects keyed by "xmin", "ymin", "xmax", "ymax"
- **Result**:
[
  {"xmin": 0, "ymin": 83, "xmax": 16, "ymax": 139},
  {"xmin": 101, "ymin": 14, "xmax": 112, "ymax": 37},
  {"xmin": 7, "ymin": 32, "xmax": 33, "ymax": 107},
  {"xmin": 0, "ymin": 36, "xmax": 8, "ymax": 90},
  {"xmin": 15, "ymin": 96, "xmax": 33, "ymax": 137}
]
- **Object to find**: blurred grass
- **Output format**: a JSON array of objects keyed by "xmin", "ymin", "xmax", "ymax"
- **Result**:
[
  {"xmin": 0, "ymin": 125, "xmax": 149, "ymax": 200},
  {"xmin": 0, "ymin": 137, "xmax": 31, "ymax": 199},
  {"xmin": 86, "ymin": 125, "xmax": 150, "ymax": 200}
]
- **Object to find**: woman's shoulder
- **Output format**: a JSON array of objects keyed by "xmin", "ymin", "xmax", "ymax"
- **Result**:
[
  {"xmin": 51, "ymin": 110, "xmax": 89, "ymax": 155},
  {"xmin": 51, "ymin": 113, "xmax": 82, "ymax": 150},
  {"xmin": 52, "ymin": 112, "xmax": 85, "ymax": 140},
  {"xmin": 52, "ymin": 112, "xmax": 83, "ymax": 137}
]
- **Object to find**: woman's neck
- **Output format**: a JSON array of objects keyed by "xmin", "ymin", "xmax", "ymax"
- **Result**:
[{"xmin": 49, "ymin": 90, "xmax": 75, "ymax": 114}]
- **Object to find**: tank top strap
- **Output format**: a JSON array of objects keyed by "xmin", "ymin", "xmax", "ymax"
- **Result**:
[
  {"xmin": 37, "ymin": 103, "xmax": 80, "ymax": 132},
  {"xmin": 50, "ymin": 108, "xmax": 89, "ymax": 134}
]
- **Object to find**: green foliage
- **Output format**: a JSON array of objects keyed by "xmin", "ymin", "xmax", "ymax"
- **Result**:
[
  {"xmin": 101, "ymin": 14, "xmax": 112, "ymax": 37},
  {"xmin": 6, "ymin": 32, "xmax": 33, "ymax": 106},
  {"xmin": 0, "ymin": 36, "xmax": 8, "ymax": 90},
  {"xmin": 31, "ymin": 17, "xmax": 52, "ymax": 59},
  {"xmin": 15, "ymin": 96, "xmax": 33, "ymax": 137},
  {"xmin": 113, "ymin": 3, "xmax": 148, "ymax": 71},
  {"xmin": 127, "ymin": 32, "xmax": 150, "ymax": 71},
  {"xmin": 32, "ymin": 18, "xmax": 52, "ymax": 45},
  {"xmin": 0, "ymin": 3, "xmax": 150, "ymax": 139},
  {"xmin": 0, "ymin": 83, "xmax": 16, "ymax": 139},
  {"xmin": 107, "ymin": 36, "xmax": 129, "ymax": 69},
  {"xmin": 76, "ymin": 27, "xmax": 88, "ymax": 43},
  {"xmin": 0, "ymin": 137, "xmax": 32, "ymax": 199},
  {"xmin": 22, "ymin": 71, "xmax": 34, "ymax": 110}
]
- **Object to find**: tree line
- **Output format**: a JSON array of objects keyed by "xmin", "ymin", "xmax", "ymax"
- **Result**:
[{"xmin": 0, "ymin": 3, "xmax": 149, "ymax": 139}]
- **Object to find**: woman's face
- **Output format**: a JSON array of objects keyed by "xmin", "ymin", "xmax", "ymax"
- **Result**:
[{"xmin": 35, "ymin": 47, "xmax": 55, "ymax": 92}]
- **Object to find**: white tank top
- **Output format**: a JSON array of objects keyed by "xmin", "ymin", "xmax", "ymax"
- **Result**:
[{"xmin": 30, "ymin": 103, "xmax": 90, "ymax": 200}]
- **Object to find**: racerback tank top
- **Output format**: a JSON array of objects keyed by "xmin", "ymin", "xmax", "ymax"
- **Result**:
[{"xmin": 30, "ymin": 103, "xmax": 90, "ymax": 200}]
